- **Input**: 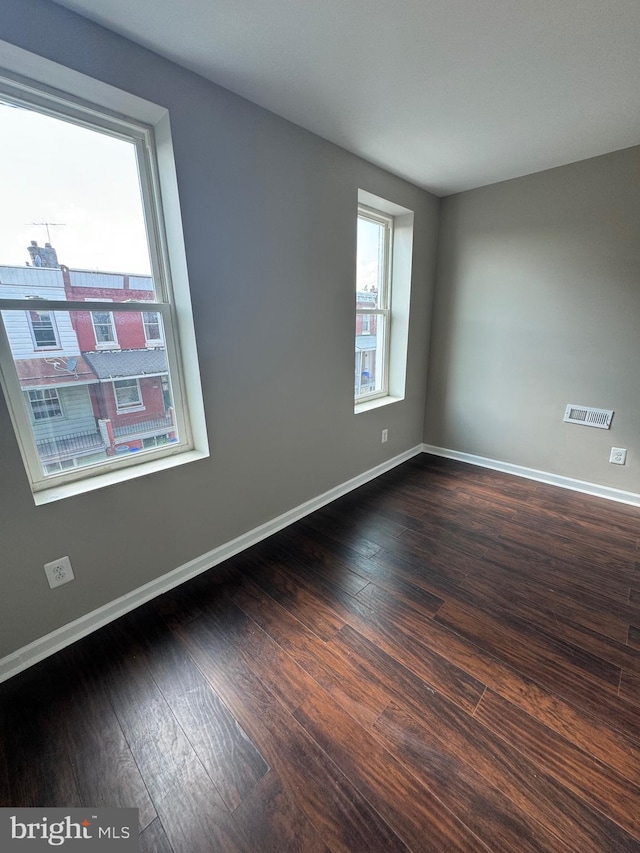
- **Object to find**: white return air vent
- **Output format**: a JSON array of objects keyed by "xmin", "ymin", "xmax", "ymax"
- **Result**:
[{"xmin": 563, "ymin": 404, "xmax": 613, "ymax": 429}]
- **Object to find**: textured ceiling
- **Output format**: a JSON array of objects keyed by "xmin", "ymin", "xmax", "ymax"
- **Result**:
[{"xmin": 52, "ymin": 0, "xmax": 640, "ymax": 195}]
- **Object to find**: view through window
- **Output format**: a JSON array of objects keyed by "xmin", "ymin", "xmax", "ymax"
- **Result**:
[
  {"xmin": 0, "ymin": 80, "xmax": 190, "ymax": 495},
  {"xmin": 355, "ymin": 206, "xmax": 392, "ymax": 401}
]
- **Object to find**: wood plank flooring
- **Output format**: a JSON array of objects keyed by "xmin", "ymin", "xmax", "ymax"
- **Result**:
[{"xmin": 2, "ymin": 453, "xmax": 640, "ymax": 851}]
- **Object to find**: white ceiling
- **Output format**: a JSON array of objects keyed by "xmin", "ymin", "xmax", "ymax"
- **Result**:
[{"xmin": 52, "ymin": 0, "xmax": 640, "ymax": 196}]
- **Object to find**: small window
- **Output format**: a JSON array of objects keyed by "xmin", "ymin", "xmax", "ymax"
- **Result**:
[
  {"xmin": 91, "ymin": 311, "xmax": 118, "ymax": 348},
  {"xmin": 114, "ymin": 378, "xmax": 143, "ymax": 411},
  {"xmin": 27, "ymin": 388, "xmax": 63, "ymax": 421},
  {"xmin": 28, "ymin": 310, "xmax": 59, "ymax": 349},
  {"xmin": 143, "ymin": 311, "xmax": 163, "ymax": 345},
  {"xmin": 44, "ymin": 458, "xmax": 76, "ymax": 475},
  {"xmin": 143, "ymin": 434, "xmax": 171, "ymax": 449}
]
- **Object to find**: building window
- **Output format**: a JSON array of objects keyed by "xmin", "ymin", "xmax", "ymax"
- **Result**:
[
  {"xmin": 114, "ymin": 378, "xmax": 143, "ymax": 411},
  {"xmin": 27, "ymin": 388, "xmax": 63, "ymax": 421},
  {"xmin": 44, "ymin": 458, "xmax": 76, "ymax": 475},
  {"xmin": 354, "ymin": 190, "xmax": 414, "ymax": 412},
  {"xmin": 143, "ymin": 434, "xmax": 171, "ymax": 449},
  {"xmin": 28, "ymin": 310, "xmax": 59, "ymax": 349},
  {"xmin": 143, "ymin": 311, "xmax": 163, "ymax": 345},
  {"xmin": 91, "ymin": 311, "xmax": 118, "ymax": 348},
  {"xmin": 0, "ymin": 62, "xmax": 208, "ymax": 503}
]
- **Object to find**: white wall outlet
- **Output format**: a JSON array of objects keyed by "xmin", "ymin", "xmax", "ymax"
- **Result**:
[
  {"xmin": 381, "ymin": 429, "xmax": 389, "ymax": 443},
  {"xmin": 609, "ymin": 447, "xmax": 627, "ymax": 465},
  {"xmin": 44, "ymin": 556, "xmax": 75, "ymax": 589}
]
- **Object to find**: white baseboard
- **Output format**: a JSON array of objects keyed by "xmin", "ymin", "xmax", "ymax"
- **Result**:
[
  {"xmin": 422, "ymin": 443, "xmax": 640, "ymax": 507},
  {"xmin": 0, "ymin": 444, "xmax": 423, "ymax": 684}
]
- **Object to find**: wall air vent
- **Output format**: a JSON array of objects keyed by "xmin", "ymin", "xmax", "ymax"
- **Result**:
[{"xmin": 563, "ymin": 404, "xmax": 613, "ymax": 429}]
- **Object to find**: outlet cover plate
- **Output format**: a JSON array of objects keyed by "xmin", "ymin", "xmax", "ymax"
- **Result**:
[
  {"xmin": 609, "ymin": 447, "xmax": 627, "ymax": 465},
  {"xmin": 44, "ymin": 556, "xmax": 74, "ymax": 588}
]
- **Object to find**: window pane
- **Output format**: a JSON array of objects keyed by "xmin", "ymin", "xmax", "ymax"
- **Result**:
[
  {"xmin": 356, "ymin": 216, "xmax": 386, "ymax": 308},
  {"xmin": 92, "ymin": 312, "xmax": 117, "ymax": 344},
  {"xmin": 0, "ymin": 100, "xmax": 154, "ymax": 293},
  {"xmin": 29, "ymin": 310, "xmax": 59, "ymax": 347},
  {"xmin": 0, "ymin": 308, "xmax": 179, "ymax": 477},
  {"xmin": 28, "ymin": 388, "xmax": 63, "ymax": 420},
  {"xmin": 355, "ymin": 313, "xmax": 386, "ymax": 399},
  {"xmin": 355, "ymin": 203, "xmax": 395, "ymax": 404},
  {"xmin": 114, "ymin": 379, "xmax": 141, "ymax": 408},
  {"xmin": 143, "ymin": 311, "xmax": 163, "ymax": 343}
]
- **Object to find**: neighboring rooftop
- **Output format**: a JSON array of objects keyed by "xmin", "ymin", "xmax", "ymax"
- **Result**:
[{"xmin": 83, "ymin": 348, "xmax": 167, "ymax": 379}]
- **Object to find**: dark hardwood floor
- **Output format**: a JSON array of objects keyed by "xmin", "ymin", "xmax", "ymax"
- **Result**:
[{"xmin": 2, "ymin": 453, "xmax": 640, "ymax": 851}]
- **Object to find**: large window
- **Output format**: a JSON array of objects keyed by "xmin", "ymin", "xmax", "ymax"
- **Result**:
[
  {"xmin": 354, "ymin": 190, "xmax": 414, "ymax": 412},
  {"xmin": 0, "ymin": 64, "xmax": 208, "ymax": 503}
]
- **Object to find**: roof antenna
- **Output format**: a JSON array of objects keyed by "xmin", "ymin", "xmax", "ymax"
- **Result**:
[{"xmin": 30, "ymin": 222, "xmax": 66, "ymax": 243}]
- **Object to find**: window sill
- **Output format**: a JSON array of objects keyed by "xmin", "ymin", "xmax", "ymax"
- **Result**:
[
  {"xmin": 354, "ymin": 395, "xmax": 403, "ymax": 414},
  {"xmin": 32, "ymin": 447, "xmax": 209, "ymax": 505}
]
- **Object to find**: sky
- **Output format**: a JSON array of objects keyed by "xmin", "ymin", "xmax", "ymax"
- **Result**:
[
  {"xmin": 356, "ymin": 216, "xmax": 383, "ymax": 295},
  {"xmin": 0, "ymin": 100, "xmax": 152, "ymax": 275}
]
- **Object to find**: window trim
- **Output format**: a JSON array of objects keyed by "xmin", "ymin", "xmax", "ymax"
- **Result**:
[
  {"xmin": 113, "ymin": 378, "xmax": 144, "ymax": 412},
  {"xmin": 27, "ymin": 309, "xmax": 61, "ymax": 350},
  {"xmin": 143, "ymin": 310, "xmax": 164, "ymax": 346},
  {"xmin": 354, "ymin": 190, "xmax": 414, "ymax": 415},
  {"xmin": 27, "ymin": 387, "xmax": 65, "ymax": 422},
  {"xmin": 355, "ymin": 204, "xmax": 393, "ymax": 404},
  {"xmin": 91, "ymin": 310, "xmax": 119, "ymax": 349},
  {"xmin": 0, "ymin": 56, "xmax": 209, "ymax": 504}
]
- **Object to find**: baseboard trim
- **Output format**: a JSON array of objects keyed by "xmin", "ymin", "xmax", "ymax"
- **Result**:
[
  {"xmin": 422, "ymin": 444, "xmax": 640, "ymax": 507},
  {"xmin": 0, "ymin": 444, "xmax": 423, "ymax": 684}
]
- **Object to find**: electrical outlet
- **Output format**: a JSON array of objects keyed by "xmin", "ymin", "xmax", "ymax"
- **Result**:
[
  {"xmin": 381, "ymin": 429, "xmax": 388, "ymax": 443},
  {"xmin": 44, "ymin": 556, "xmax": 75, "ymax": 589},
  {"xmin": 609, "ymin": 447, "xmax": 627, "ymax": 465}
]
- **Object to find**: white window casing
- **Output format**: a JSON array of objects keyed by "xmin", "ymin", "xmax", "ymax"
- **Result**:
[
  {"xmin": 91, "ymin": 311, "xmax": 119, "ymax": 349},
  {"xmin": 113, "ymin": 378, "xmax": 143, "ymax": 412},
  {"xmin": 0, "ymin": 48, "xmax": 209, "ymax": 504},
  {"xmin": 354, "ymin": 190, "xmax": 414, "ymax": 413},
  {"xmin": 28, "ymin": 309, "xmax": 60, "ymax": 349}
]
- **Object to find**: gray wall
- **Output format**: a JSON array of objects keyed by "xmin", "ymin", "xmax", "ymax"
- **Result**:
[
  {"xmin": 0, "ymin": 0, "xmax": 439, "ymax": 658},
  {"xmin": 426, "ymin": 146, "xmax": 640, "ymax": 492}
]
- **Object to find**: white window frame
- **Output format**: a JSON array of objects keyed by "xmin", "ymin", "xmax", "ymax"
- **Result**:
[
  {"xmin": 355, "ymin": 205, "xmax": 392, "ymax": 404},
  {"xmin": 27, "ymin": 387, "xmax": 64, "ymax": 421},
  {"xmin": 113, "ymin": 378, "xmax": 144, "ymax": 412},
  {"xmin": 27, "ymin": 309, "xmax": 60, "ymax": 350},
  {"xmin": 354, "ymin": 190, "xmax": 414, "ymax": 414},
  {"xmin": 91, "ymin": 310, "xmax": 119, "ymax": 349},
  {"xmin": 0, "ymin": 52, "xmax": 209, "ymax": 504},
  {"xmin": 143, "ymin": 310, "xmax": 163, "ymax": 346}
]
